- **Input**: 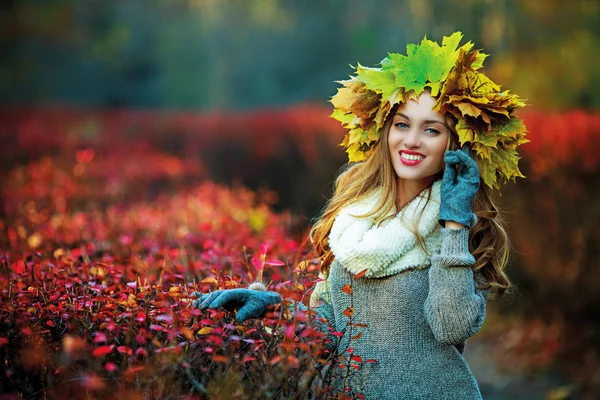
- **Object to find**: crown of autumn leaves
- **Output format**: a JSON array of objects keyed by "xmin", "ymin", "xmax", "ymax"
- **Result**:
[{"xmin": 330, "ymin": 31, "xmax": 529, "ymax": 190}]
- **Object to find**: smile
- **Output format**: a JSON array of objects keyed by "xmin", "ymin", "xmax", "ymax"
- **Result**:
[{"xmin": 399, "ymin": 151, "xmax": 425, "ymax": 166}]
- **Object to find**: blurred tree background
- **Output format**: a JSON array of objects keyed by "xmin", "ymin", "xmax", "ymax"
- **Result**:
[
  {"xmin": 2, "ymin": 0, "xmax": 599, "ymax": 110},
  {"xmin": 1, "ymin": 0, "xmax": 600, "ymax": 399}
]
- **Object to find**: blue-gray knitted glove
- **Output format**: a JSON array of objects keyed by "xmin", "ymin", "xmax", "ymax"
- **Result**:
[
  {"xmin": 439, "ymin": 147, "xmax": 480, "ymax": 228},
  {"xmin": 192, "ymin": 286, "xmax": 282, "ymax": 323}
]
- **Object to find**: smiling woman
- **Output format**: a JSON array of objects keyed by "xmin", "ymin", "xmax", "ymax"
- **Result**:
[
  {"xmin": 194, "ymin": 31, "xmax": 529, "ymax": 399},
  {"xmin": 387, "ymin": 91, "xmax": 451, "ymax": 208}
]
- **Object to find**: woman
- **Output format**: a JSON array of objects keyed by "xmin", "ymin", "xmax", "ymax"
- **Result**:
[{"xmin": 194, "ymin": 32, "xmax": 527, "ymax": 399}]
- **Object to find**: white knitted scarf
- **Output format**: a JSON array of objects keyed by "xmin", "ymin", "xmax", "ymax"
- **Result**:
[{"xmin": 329, "ymin": 180, "xmax": 443, "ymax": 278}]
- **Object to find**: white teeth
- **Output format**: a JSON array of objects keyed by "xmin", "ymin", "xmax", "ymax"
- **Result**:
[{"xmin": 401, "ymin": 152, "xmax": 425, "ymax": 161}]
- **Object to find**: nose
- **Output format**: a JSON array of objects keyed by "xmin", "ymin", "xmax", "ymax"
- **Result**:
[{"xmin": 403, "ymin": 128, "xmax": 421, "ymax": 148}]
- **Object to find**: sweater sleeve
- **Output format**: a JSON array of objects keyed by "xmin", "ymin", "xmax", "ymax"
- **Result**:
[{"xmin": 424, "ymin": 227, "xmax": 489, "ymax": 345}]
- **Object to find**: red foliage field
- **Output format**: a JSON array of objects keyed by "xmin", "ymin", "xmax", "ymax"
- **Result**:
[
  {"xmin": 0, "ymin": 165, "xmax": 355, "ymax": 399},
  {"xmin": 1, "ymin": 105, "xmax": 600, "ymax": 398}
]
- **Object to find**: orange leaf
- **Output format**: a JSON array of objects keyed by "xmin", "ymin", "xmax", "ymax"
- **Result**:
[
  {"xmin": 270, "ymin": 356, "xmax": 281, "ymax": 365},
  {"xmin": 212, "ymin": 355, "xmax": 230, "ymax": 363},
  {"xmin": 354, "ymin": 269, "xmax": 368, "ymax": 279},
  {"xmin": 341, "ymin": 284, "xmax": 352, "ymax": 295},
  {"xmin": 343, "ymin": 307, "xmax": 354, "ymax": 318},
  {"xmin": 351, "ymin": 332, "xmax": 363, "ymax": 340},
  {"xmin": 180, "ymin": 327, "xmax": 194, "ymax": 341}
]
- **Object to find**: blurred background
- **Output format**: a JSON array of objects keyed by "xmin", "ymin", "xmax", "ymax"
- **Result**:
[{"xmin": 1, "ymin": 0, "xmax": 599, "ymax": 398}]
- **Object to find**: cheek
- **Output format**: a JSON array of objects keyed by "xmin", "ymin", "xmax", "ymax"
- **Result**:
[
  {"xmin": 387, "ymin": 131, "xmax": 399, "ymax": 154},
  {"xmin": 430, "ymin": 136, "xmax": 449, "ymax": 167}
]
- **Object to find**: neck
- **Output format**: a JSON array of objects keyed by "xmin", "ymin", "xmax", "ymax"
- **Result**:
[{"xmin": 396, "ymin": 175, "xmax": 437, "ymax": 210}]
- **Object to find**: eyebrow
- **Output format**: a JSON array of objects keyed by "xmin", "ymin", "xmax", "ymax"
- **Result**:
[{"xmin": 394, "ymin": 112, "xmax": 446, "ymax": 126}]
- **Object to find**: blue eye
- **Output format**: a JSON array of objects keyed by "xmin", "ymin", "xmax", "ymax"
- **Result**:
[
  {"xmin": 425, "ymin": 128, "xmax": 440, "ymax": 135},
  {"xmin": 395, "ymin": 122, "xmax": 409, "ymax": 129}
]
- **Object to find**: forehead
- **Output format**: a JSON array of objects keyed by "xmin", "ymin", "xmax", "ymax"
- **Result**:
[{"xmin": 394, "ymin": 92, "xmax": 444, "ymax": 122}]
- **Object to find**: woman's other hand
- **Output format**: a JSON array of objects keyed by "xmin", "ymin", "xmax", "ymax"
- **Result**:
[
  {"xmin": 192, "ymin": 288, "xmax": 282, "ymax": 323},
  {"xmin": 439, "ymin": 147, "xmax": 480, "ymax": 228}
]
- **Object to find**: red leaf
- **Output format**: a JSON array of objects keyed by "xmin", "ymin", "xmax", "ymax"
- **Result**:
[
  {"xmin": 117, "ymin": 346, "xmax": 132, "ymax": 355},
  {"xmin": 92, "ymin": 345, "xmax": 114, "ymax": 357},
  {"xmin": 351, "ymin": 355, "xmax": 363, "ymax": 363},
  {"xmin": 342, "ymin": 307, "xmax": 354, "ymax": 318},
  {"xmin": 285, "ymin": 324, "xmax": 294, "ymax": 339},
  {"xmin": 354, "ymin": 269, "xmax": 369, "ymax": 279},
  {"xmin": 124, "ymin": 365, "xmax": 144, "ymax": 376},
  {"xmin": 259, "ymin": 244, "xmax": 268, "ymax": 255},
  {"xmin": 366, "ymin": 359, "xmax": 378, "ymax": 363},
  {"xmin": 104, "ymin": 362, "xmax": 117, "ymax": 372},
  {"xmin": 135, "ymin": 347, "xmax": 147, "ymax": 357},
  {"xmin": 270, "ymin": 356, "xmax": 281, "ymax": 365},
  {"xmin": 0, "ymin": 337, "xmax": 8, "ymax": 347},
  {"xmin": 93, "ymin": 332, "xmax": 107, "ymax": 343},
  {"xmin": 252, "ymin": 257, "xmax": 264, "ymax": 270},
  {"xmin": 341, "ymin": 284, "xmax": 352, "ymax": 295}
]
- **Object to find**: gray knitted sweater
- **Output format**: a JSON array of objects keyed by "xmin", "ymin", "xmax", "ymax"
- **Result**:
[{"xmin": 296, "ymin": 182, "xmax": 488, "ymax": 399}]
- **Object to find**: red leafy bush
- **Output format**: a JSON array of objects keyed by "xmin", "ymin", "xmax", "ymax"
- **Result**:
[{"xmin": 0, "ymin": 160, "xmax": 362, "ymax": 398}]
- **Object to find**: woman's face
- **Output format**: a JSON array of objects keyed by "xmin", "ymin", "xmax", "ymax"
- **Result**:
[{"xmin": 387, "ymin": 91, "xmax": 450, "ymax": 185}]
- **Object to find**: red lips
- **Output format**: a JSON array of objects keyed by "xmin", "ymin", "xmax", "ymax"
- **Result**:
[{"xmin": 399, "ymin": 150, "xmax": 425, "ymax": 166}]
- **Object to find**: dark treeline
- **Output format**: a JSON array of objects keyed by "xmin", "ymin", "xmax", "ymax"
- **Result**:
[{"xmin": 1, "ymin": 0, "xmax": 599, "ymax": 110}]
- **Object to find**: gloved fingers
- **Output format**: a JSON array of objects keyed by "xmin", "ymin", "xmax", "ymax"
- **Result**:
[
  {"xmin": 191, "ymin": 291, "xmax": 211, "ymax": 309},
  {"xmin": 200, "ymin": 291, "xmax": 223, "ymax": 310},
  {"xmin": 454, "ymin": 147, "xmax": 479, "ymax": 171},
  {"xmin": 208, "ymin": 289, "xmax": 250, "ymax": 310},
  {"xmin": 442, "ymin": 153, "xmax": 458, "ymax": 183},
  {"xmin": 453, "ymin": 149, "xmax": 480, "ymax": 185},
  {"xmin": 235, "ymin": 298, "xmax": 268, "ymax": 323},
  {"xmin": 443, "ymin": 150, "xmax": 461, "ymax": 166},
  {"xmin": 267, "ymin": 292, "xmax": 283, "ymax": 305}
]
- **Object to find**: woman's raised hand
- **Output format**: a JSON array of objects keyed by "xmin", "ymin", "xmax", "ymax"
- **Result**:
[
  {"xmin": 439, "ymin": 147, "xmax": 480, "ymax": 228},
  {"xmin": 192, "ymin": 287, "xmax": 282, "ymax": 323}
]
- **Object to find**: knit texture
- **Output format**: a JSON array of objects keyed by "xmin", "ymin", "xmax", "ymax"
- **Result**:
[
  {"xmin": 328, "ymin": 180, "xmax": 443, "ymax": 278},
  {"xmin": 295, "ymin": 187, "xmax": 489, "ymax": 399}
]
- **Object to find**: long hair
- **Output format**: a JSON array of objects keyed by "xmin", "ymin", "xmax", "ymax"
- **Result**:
[{"xmin": 309, "ymin": 106, "xmax": 513, "ymax": 298}]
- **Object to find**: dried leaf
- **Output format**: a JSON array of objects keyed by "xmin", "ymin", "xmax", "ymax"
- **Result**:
[{"xmin": 354, "ymin": 269, "xmax": 369, "ymax": 279}]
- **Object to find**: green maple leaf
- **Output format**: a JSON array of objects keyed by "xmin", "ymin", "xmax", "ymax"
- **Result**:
[
  {"xmin": 330, "ymin": 109, "xmax": 355, "ymax": 126},
  {"xmin": 471, "ymin": 51, "xmax": 489, "ymax": 70},
  {"xmin": 382, "ymin": 32, "xmax": 466, "ymax": 98},
  {"xmin": 356, "ymin": 63, "xmax": 397, "ymax": 100}
]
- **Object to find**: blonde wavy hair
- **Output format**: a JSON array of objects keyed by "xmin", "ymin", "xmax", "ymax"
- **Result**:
[{"xmin": 308, "ymin": 105, "xmax": 513, "ymax": 298}]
